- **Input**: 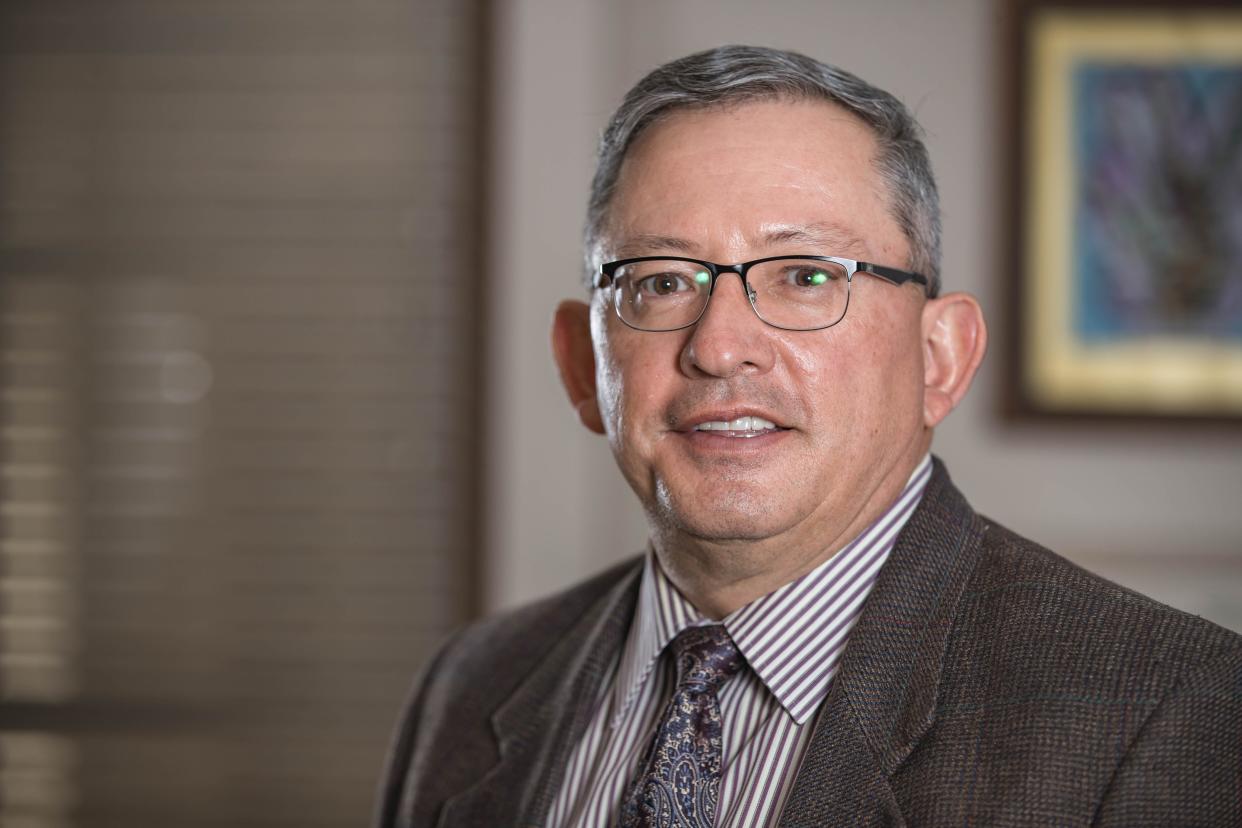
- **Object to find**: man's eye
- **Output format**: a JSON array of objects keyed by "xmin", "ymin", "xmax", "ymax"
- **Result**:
[
  {"xmin": 788, "ymin": 267, "xmax": 833, "ymax": 287},
  {"xmin": 638, "ymin": 274, "xmax": 691, "ymax": 295}
]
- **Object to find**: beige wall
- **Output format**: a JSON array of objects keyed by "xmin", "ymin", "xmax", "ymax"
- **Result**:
[{"xmin": 484, "ymin": 0, "xmax": 1242, "ymax": 630}]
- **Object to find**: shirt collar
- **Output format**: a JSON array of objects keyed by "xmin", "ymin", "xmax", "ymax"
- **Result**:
[
  {"xmin": 610, "ymin": 545, "xmax": 703, "ymax": 726},
  {"xmin": 611, "ymin": 454, "xmax": 933, "ymax": 727}
]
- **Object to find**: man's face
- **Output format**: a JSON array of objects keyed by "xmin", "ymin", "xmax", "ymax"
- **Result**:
[{"xmin": 588, "ymin": 99, "xmax": 933, "ymax": 553}]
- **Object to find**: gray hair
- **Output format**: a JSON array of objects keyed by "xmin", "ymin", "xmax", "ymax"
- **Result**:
[{"xmin": 584, "ymin": 45, "xmax": 942, "ymax": 297}]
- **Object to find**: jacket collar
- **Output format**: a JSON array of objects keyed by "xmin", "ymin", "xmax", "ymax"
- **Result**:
[
  {"xmin": 437, "ymin": 561, "xmax": 644, "ymax": 828},
  {"xmin": 778, "ymin": 457, "xmax": 984, "ymax": 826}
]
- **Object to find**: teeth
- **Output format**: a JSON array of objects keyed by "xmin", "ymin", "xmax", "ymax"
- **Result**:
[{"xmin": 694, "ymin": 416, "xmax": 778, "ymax": 432}]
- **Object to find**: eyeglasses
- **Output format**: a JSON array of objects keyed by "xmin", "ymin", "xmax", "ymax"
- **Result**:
[{"xmin": 596, "ymin": 255, "xmax": 929, "ymax": 332}]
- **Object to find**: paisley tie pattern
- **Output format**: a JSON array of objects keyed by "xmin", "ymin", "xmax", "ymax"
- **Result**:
[{"xmin": 618, "ymin": 624, "xmax": 743, "ymax": 828}]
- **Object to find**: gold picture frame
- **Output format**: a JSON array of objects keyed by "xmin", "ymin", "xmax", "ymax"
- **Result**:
[{"xmin": 1009, "ymin": 2, "xmax": 1242, "ymax": 421}]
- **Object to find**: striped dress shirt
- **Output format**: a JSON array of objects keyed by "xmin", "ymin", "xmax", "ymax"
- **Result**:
[{"xmin": 547, "ymin": 454, "xmax": 933, "ymax": 827}]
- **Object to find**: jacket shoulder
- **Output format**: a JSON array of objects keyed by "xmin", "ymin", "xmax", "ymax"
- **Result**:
[
  {"xmin": 962, "ymin": 517, "xmax": 1242, "ymax": 689},
  {"xmin": 897, "ymin": 510, "xmax": 1242, "ymax": 824}
]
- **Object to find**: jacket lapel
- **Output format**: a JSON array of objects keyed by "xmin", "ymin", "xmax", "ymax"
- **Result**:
[
  {"xmin": 779, "ymin": 459, "xmax": 984, "ymax": 826},
  {"xmin": 437, "ymin": 562, "xmax": 642, "ymax": 828}
]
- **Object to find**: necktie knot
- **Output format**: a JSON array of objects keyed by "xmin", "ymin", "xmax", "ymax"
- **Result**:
[{"xmin": 671, "ymin": 624, "xmax": 742, "ymax": 694}]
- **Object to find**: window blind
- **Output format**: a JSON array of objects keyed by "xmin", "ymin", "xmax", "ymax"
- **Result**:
[{"xmin": 0, "ymin": 2, "xmax": 485, "ymax": 824}]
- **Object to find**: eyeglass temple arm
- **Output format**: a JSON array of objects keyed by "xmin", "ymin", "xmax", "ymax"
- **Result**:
[{"xmin": 858, "ymin": 262, "xmax": 930, "ymax": 291}]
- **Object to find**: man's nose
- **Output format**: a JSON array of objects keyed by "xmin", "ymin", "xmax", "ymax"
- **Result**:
[{"xmin": 679, "ymin": 273, "xmax": 776, "ymax": 378}]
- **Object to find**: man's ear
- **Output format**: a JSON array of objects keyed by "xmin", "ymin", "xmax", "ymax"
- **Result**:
[
  {"xmin": 921, "ymin": 292, "xmax": 987, "ymax": 428},
  {"xmin": 552, "ymin": 299, "xmax": 605, "ymax": 434}
]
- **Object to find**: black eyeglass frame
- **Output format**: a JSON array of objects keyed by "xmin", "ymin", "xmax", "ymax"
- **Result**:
[{"xmin": 596, "ymin": 254, "xmax": 930, "ymax": 332}]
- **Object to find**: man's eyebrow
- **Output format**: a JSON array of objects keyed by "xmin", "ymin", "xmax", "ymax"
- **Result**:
[
  {"xmin": 611, "ymin": 223, "xmax": 867, "ymax": 260},
  {"xmin": 613, "ymin": 234, "xmax": 699, "ymax": 258},
  {"xmin": 760, "ymin": 223, "xmax": 866, "ymax": 253}
]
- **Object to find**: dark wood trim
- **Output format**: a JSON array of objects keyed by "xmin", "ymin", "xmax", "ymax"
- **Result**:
[{"xmin": 463, "ymin": 0, "xmax": 493, "ymax": 621}]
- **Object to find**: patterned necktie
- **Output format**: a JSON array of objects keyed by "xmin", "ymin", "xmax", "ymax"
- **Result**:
[{"xmin": 618, "ymin": 624, "xmax": 743, "ymax": 828}]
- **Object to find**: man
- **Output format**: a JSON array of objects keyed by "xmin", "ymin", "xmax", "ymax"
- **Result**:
[{"xmin": 377, "ymin": 46, "xmax": 1242, "ymax": 827}]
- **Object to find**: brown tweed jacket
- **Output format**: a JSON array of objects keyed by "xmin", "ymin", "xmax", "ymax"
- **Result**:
[{"xmin": 376, "ymin": 459, "xmax": 1242, "ymax": 826}]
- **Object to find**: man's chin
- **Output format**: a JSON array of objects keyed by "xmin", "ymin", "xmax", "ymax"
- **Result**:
[
  {"xmin": 678, "ymin": 520, "xmax": 785, "ymax": 544},
  {"xmin": 651, "ymin": 489, "xmax": 794, "ymax": 545}
]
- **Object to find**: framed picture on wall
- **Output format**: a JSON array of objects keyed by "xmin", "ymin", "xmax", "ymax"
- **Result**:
[{"xmin": 1006, "ymin": 0, "xmax": 1242, "ymax": 421}]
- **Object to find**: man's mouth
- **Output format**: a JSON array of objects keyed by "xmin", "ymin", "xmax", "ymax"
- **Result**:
[{"xmin": 691, "ymin": 415, "xmax": 782, "ymax": 437}]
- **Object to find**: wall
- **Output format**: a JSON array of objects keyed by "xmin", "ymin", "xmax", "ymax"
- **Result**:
[{"xmin": 484, "ymin": 0, "xmax": 1242, "ymax": 630}]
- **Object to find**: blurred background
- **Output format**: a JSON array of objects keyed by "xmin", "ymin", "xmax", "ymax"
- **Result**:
[{"xmin": 1, "ymin": 0, "xmax": 1239, "ymax": 826}]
